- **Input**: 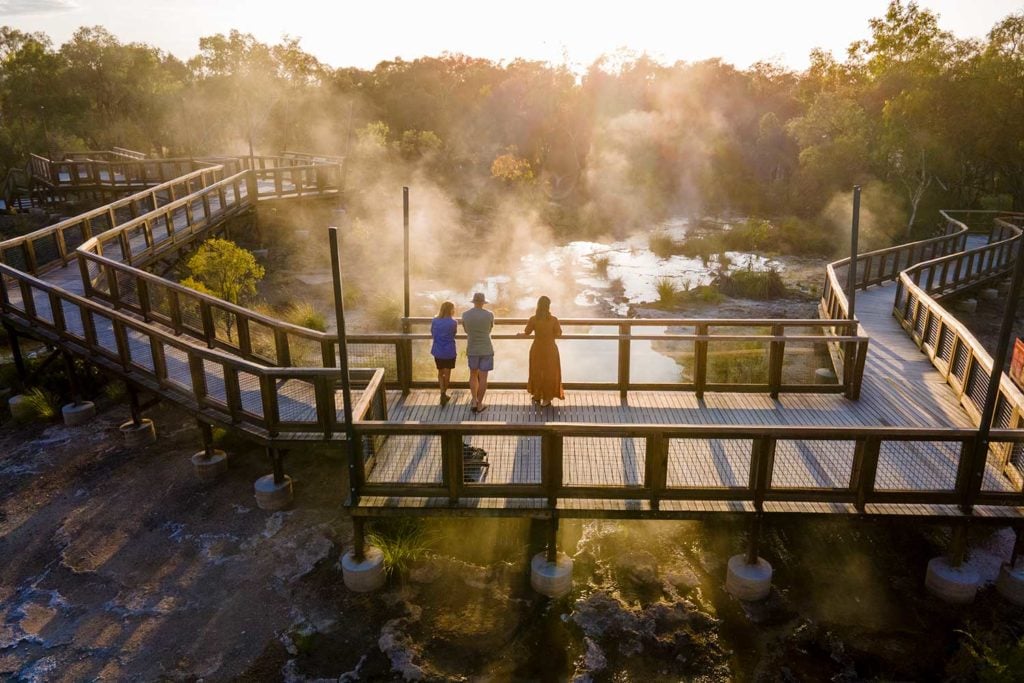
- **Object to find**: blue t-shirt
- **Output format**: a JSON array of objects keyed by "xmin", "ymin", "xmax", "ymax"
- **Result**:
[{"xmin": 430, "ymin": 317, "xmax": 457, "ymax": 359}]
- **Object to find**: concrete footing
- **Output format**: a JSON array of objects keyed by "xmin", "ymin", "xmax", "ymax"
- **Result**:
[
  {"xmin": 999, "ymin": 281, "xmax": 1012, "ymax": 296},
  {"xmin": 814, "ymin": 368, "xmax": 837, "ymax": 384},
  {"xmin": 191, "ymin": 449, "xmax": 228, "ymax": 482},
  {"xmin": 120, "ymin": 419, "xmax": 156, "ymax": 446},
  {"xmin": 61, "ymin": 401, "xmax": 96, "ymax": 426},
  {"xmin": 530, "ymin": 552, "xmax": 573, "ymax": 598},
  {"xmin": 726, "ymin": 554, "xmax": 773, "ymax": 601},
  {"xmin": 254, "ymin": 474, "xmax": 293, "ymax": 510},
  {"xmin": 925, "ymin": 557, "xmax": 980, "ymax": 604},
  {"xmin": 955, "ymin": 298, "xmax": 978, "ymax": 313},
  {"xmin": 979, "ymin": 288, "xmax": 999, "ymax": 301},
  {"xmin": 8, "ymin": 394, "xmax": 34, "ymax": 422},
  {"xmin": 997, "ymin": 563, "xmax": 1024, "ymax": 606},
  {"xmin": 340, "ymin": 546, "xmax": 387, "ymax": 592}
]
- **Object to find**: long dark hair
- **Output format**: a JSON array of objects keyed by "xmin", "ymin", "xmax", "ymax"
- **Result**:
[{"xmin": 535, "ymin": 295, "xmax": 551, "ymax": 320}]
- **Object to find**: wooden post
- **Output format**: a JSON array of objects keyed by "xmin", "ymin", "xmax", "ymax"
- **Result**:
[
  {"xmin": 543, "ymin": 433, "xmax": 562, "ymax": 509},
  {"xmin": 768, "ymin": 323, "xmax": 784, "ymax": 399},
  {"xmin": 845, "ymin": 185, "xmax": 861, "ymax": 319},
  {"xmin": 645, "ymin": 434, "xmax": 668, "ymax": 510},
  {"xmin": 62, "ymin": 351, "xmax": 83, "ymax": 405},
  {"xmin": 352, "ymin": 517, "xmax": 366, "ymax": 562},
  {"xmin": 269, "ymin": 448, "xmax": 285, "ymax": 486},
  {"xmin": 403, "ymin": 187, "xmax": 410, "ymax": 322},
  {"xmin": 330, "ymin": 226, "xmax": 360, "ymax": 507},
  {"xmin": 3, "ymin": 322, "xmax": 27, "ymax": 387},
  {"xmin": 618, "ymin": 322, "xmax": 630, "ymax": 400},
  {"xmin": 443, "ymin": 432, "xmax": 462, "ymax": 505},
  {"xmin": 546, "ymin": 515, "xmax": 559, "ymax": 563},
  {"xmin": 695, "ymin": 323, "xmax": 708, "ymax": 399},
  {"xmin": 948, "ymin": 523, "xmax": 968, "ymax": 568},
  {"xmin": 851, "ymin": 436, "xmax": 880, "ymax": 512},
  {"xmin": 197, "ymin": 418, "xmax": 215, "ymax": 457},
  {"xmin": 745, "ymin": 513, "xmax": 763, "ymax": 565}
]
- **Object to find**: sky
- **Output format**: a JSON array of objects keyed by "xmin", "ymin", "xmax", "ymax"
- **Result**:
[{"xmin": 1, "ymin": 0, "xmax": 1022, "ymax": 71}]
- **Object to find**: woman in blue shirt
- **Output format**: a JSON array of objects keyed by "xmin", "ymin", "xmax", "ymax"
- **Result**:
[{"xmin": 430, "ymin": 301, "xmax": 458, "ymax": 406}]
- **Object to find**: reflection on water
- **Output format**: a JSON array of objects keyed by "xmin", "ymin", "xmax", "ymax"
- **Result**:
[{"xmin": 414, "ymin": 218, "xmax": 787, "ymax": 384}]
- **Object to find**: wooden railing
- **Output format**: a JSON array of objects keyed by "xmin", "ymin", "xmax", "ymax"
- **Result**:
[
  {"xmin": 893, "ymin": 211, "xmax": 1024, "ymax": 481},
  {"xmin": 399, "ymin": 316, "xmax": 868, "ymax": 398},
  {"xmin": 350, "ymin": 421, "xmax": 1024, "ymax": 517},
  {"xmin": 0, "ymin": 259, "xmax": 382, "ymax": 443},
  {"xmin": 823, "ymin": 219, "xmax": 968, "ymax": 319},
  {"xmin": 0, "ymin": 150, "xmax": 356, "ymax": 447},
  {"xmin": 0, "ymin": 167, "xmax": 230, "ymax": 276},
  {"xmin": 235, "ymin": 155, "xmax": 343, "ymax": 199}
]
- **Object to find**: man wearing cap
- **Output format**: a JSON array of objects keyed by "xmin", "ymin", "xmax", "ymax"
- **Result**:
[{"xmin": 462, "ymin": 292, "xmax": 494, "ymax": 413}]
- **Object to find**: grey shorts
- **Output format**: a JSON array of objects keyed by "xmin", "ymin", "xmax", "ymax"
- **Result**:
[{"xmin": 468, "ymin": 355, "xmax": 494, "ymax": 372}]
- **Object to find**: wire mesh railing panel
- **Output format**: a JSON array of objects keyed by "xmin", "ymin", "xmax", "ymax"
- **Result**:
[
  {"xmin": 348, "ymin": 343, "xmax": 398, "ymax": 381},
  {"xmin": 178, "ymin": 297, "xmax": 205, "ymax": 337},
  {"xmin": 666, "ymin": 438, "xmax": 752, "ymax": 489},
  {"xmin": 88, "ymin": 310, "xmax": 117, "ymax": 358},
  {"xmin": 247, "ymin": 319, "xmax": 279, "ymax": 364},
  {"xmin": 367, "ymin": 435, "xmax": 442, "ymax": 484},
  {"xmin": 983, "ymin": 441, "xmax": 1021, "ymax": 493},
  {"xmin": 563, "ymin": 437, "xmax": 646, "ymax": 487},
  {"xmin": 32, "ymin": 232, "xmax": 60, "ymax": 270},
  {"xmin": 874, "ymin": 440, "xmax": 960, "ymax": 491},
  {"xmin": 276, "ymin": 378, "xmax": 319, "ymax": 424},
  {"xmin": 638, "ymin": 338, "xmax": 692, "ymax": 383},
  {"xmin": 127, "ymin": 331, "xmax": 154, "ymax": 372},
  {"xmin": 202, "ymin": 359, "xmax": 228, "ymax": 405},
  {"xmin": 145, "ymin": 281, "xmax": 172, "ymax": 322},
  {"xmin": 781, "ymin": 340, "xmax": 833, "ymax": 386},
  {"xmin": 63, "ymin": 224, "xmax": 87, "ymax": 251},
  {"xmin": 464, "ymin": 435, "xmax": 540, "ymax": 486},
  {"xmin": 772, "ymin": 440, "xmax": 854, "ymax": 489},
  {"xmin": 125, "ymin": 225, "xmax": 147, "ymax": 257},
  {"xmin": 161, "ymin": 343, "xmax": 193, "ymax": 393},
  {"xmin": 171, "ymin": 206, "xmax": 189, "ymax": 233},
  {"xmin": 114, "ymin": 269, "xmax": 139, "ymax": 307},
  {"xmin": 288, "ymin": 335, "xmax": 324, "ymax": 368},
  {"xmin": 61, "ymin": 300, "xmax": 85, "ymax": 339},
  {"xmin": 237, "ymin": 371, "xmax": 263, "ymax": 417},
  {"xmin": 706, "ymin": 340, "xmax": 769, "ymax": 385}
]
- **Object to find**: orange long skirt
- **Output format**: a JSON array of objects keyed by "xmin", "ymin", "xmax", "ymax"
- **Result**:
[{"xmin": 528, "ymin": 341, "xmax": 565, "ymax": 402}]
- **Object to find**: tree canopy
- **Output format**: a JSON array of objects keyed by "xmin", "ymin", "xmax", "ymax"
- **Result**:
[{"xmin": 2, "ymin": 2, "xmax": 1023, "ymax": 242}]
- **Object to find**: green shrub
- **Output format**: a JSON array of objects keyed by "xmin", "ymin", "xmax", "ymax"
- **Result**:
[
  {"xmin": 366, "ymin": 518, "xmax": 432, "ymax": 579},
  {"xmin": 718, "ymin": 269, "xmax": 787, "ymax": 299},
  {"xmin": 649, "ymin": 233, "xmax": 679, "ymax": 259},
  {"xmin": 15, "ymin": 387, "xmax": 58, "ymax": 422},
  {"xmin": 103, "ymin": 381, "xmax": 127, "ymax": 402},
  {"xmin": 655, "ymin": 277, "xmax": 680, "ymax": 306},
  {"xmin": 367, "ymin": 295, "xmax": 404, "ymax": 332},
  {"xmin": 284, "ymin": 302, "xmax": 327, "ymax": 332}
]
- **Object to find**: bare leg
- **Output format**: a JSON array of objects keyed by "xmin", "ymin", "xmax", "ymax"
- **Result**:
[
  {"xmin": 469, "ymin": 369, "xmax": 480, "ymax": 408},
  {"xmin": 477, "ymin": 370, "xmax": 489, "ymax": 409},
  {"xmin": 440, "ymin": 368, "xmax": 451, "ymax": 396}
]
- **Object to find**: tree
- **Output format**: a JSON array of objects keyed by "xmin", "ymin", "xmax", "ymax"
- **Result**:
[{"xmin": 181, "ymin": 238, "xmax": 265, "ymax": 340}]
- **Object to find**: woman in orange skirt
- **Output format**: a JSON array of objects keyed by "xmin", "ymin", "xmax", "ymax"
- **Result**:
[{"xmin": 519, "ymin": 295, "xmax": 564, "ymax": 406}]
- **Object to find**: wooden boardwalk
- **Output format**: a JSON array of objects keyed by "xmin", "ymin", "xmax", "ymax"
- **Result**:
[
  {"xmin": 3, "ymin": 154, "xmax": 1022, "ymax": 521},
  {"xmin": 362, "ymin": 279, "xmax": 1017, "ymax": 505}
]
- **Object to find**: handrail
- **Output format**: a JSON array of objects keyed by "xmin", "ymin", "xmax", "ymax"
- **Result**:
[
  {"xmin": 349, "ymin": 418, "xmax": 1024, "ymax": 514},
  {"xmin": 0, "ymin": 166, "xmax": 228, "ymax": 275},
  {"xmin": 892, "ymin": 212, "xmax": 1024, "ymax": 483},
  {"xmin": 0, "ymin": 260, "xmax": 374, "ymax": 442}
]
